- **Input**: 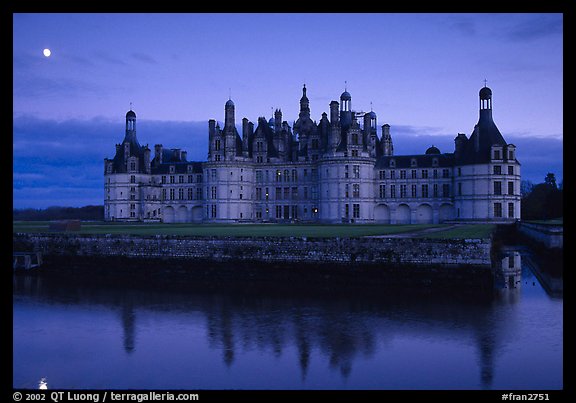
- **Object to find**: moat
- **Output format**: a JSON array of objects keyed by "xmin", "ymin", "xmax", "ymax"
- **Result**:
[{"xmin": 12, "ymin": 248, "xmax": 562, "ymax": 390}]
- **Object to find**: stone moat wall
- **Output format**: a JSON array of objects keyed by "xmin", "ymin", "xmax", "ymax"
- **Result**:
[
  {"xmin": 14, "ymin": 233, "xmax": 491, "ymax": 266},
  {"xmin": 13, "ymin": 233, "xmax": 494, "ymax": 289}
]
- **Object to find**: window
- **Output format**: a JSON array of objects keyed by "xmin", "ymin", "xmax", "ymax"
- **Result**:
[
  {"xmin": 215, "ymin": 139, "xmax": 221, "ymax": 151},
  {"xmin": 291, "ymin": 205, "xmax": 298, "ymax": 219},
  {"xmin": 508, "ymin": 166, "xmax": 514, "ymax": 175},
  {"xmin": 276, "ymin": 206, "xmax": 282, "ymax": 219},
  {"xmin": 239, "ymin": 193, "xmax": 243, "ymax": 200},
  {"xmin": 170, "ymin": 189, "xmax": 175, "ymax": 200},
  {"xmin": 390, "ymin": 185, "xmax": 396, "ymax": 198},
  {"xmin": 211, "ymin": 169, "xmax": 217, "ymax": 181},
  {"xmin": 353, "ymin": 184, "xmax": 360, "ymax": 198},
  {"xmin": 379, "ymin": 184, "xmax": 386, "ymax": 199},
  {"xmin": 179, "ymin": 188, "xmax": 184, "ymax": 200},
  {"xmin": 352, "ymin": 133, "xmax": 359, "ymax": 145},
  {"xmin": 276, "ymin": 187, "xmax": 281, "ymax": 200},
  {"xmin": 256, "ymin": 156, "xmax": 263, "ymax": 163},
  {"xmin": 508, "ymin": 202, "xmax": 515, "ymax": 218},
  {"xmin": 345, "ymin": 204, "xmax": 350, "ymax": 218},
  {"xmin": 494, "ymin": 150, "xmax": 501, "ymax": 160},
  {"xmin": 130, "ymin": 162, "xmax": 136, "ymax": 171},
  {"xmin": 379, "ymin": 170, "xmax": 385, "ymax": 180},
  {"xmin": 411, "ymin": 158, "xmax": 417, "ymax": 167},
  {"xmin": 292, "ymin": 169, "xmax": 298, "ymax": 182},
  {"xmin": 256, "ymin": 188, "xmax": 262, "ymax": 200},
  {"xmin": 494, "ymin": 202, "xmax": 503, "ymax": 218},
  {"xmin": 390, "ymin": 159, "xmax": 396, "ymax": 168},
  {"xmin": 311, "ymin": 138, "xmax": 319, "ymax": 150},
  {"xmin": 284, "ymin": 187, "xmax": 290, "ymax": 200},
  {"xmin": 130, "ymin": 175, "xmax": 136, "ymax": 183},
  {"xmin": 353, "ymin": 204, "xmax": 360, "ymax": 219},
  {"xmin": 292, "ymin": 187, "xmax": 298, "ymax": 200},
  {"xmin": 162, "ymin": 189, "xmax": 167, "ymax": 200},
  {"xmin": 197, "ymin": 174, "xmax": 203, "ymax": 183},
  {"xmin": 257, "ymin": 142, "xmax": 263, "ymax": 152},
  {"xmin": 351, "ymin": 150, "xmax": 358, "ymax": 157},
  {"xmin": 411, "ymin": 185, "xmax": 417, "ymax": 198},
  {"xmin": 442, "ymin": 169, "xmax": 449, "ymax": 178},
  {"xmin": 422, "ymin": 170, "xmax": 428, "ymax": 179},
  {"xmin": 400, "ymin": 185, "xmax": 407, "ymax": 198},
  {"xmin": 400, "ymin": 170, "xmax": 406, "ymax": 179},
  {"xmin": 432, "ymin": 158, "xmax": 438, "ymax": 167},
  {"xmin": 443, "ymin": 184, "xmax": 450, "ymax": 198},
  {"xmin": 170, "ymin": 166, "xmax": 175, "ymax": 173},
  {"xmin": 457, "ymin": 167, "xmax": 462, "ymax": 176},
  {"xmin": 215, "ymin": 154, "xmax": 221, "ymax": 161},
  {"xmin": 411, "ymin": 170, "xmax": 417, "ymax": 179},
  {"xmin": 458, "ymin": 183, "xmax": 462, "ymax": 195},
  {"xmin": 284, "ymin": 170, "xmax": 290, "ymax": 182},
  {"xmin": 130, "ymin": 203, "xmax": 135, "ymax": 210},
  {"xmin": 508, "ymin": 150, "xmax": 514, "ymax": 160},
  {"xmin": 188, "ymin": 175, "xmax": 193, "ymax": 183},
  {"xmin": 179, "ymin": 175, "xmax": 184, "ymax": 183},
  {"xmin": 345, "ymin": 184, "xmax": 349, "ymax": 198},
  {"xmin": 188, "ymin": 188, "xmax": 193, "ymax": 200},
  {"xmin": 508, "ymin": 182, "xmax": 514, "ymax": 195},
  {"xmin": 494, "ymin": 181, "xmax": 502, "ymax": 195},
  {"xmin": 130, "ymin": 194, "xmax": 135, "ymax": 201},
  {"xmin": 304, "ymin": 187, "xmax": 308, "ymax": 199},
  {"xmin": 211, "ymin": 186, "xmax": 217, "ymax": 199},
  {"xmin": 211, "ymin": 205, "xmax": 217, "ymax": 218},
  {"xmin": 196, "ymin": 187, "xmax": 202, "ymax": 200},
  {"xmin": 433, "ymin": 184, "xmax": 438, "ymax": 198},
  {"xmin": 353, "ymin": 165, "xmax": 360, "ymax": 179},
  {"xmin": 390, "ymin": 170, "xmax": 396, "ymax": 179},
  {"xmin": 493, "ymin": 165, "xmax": 501, "ymax": 175},
  {"xmin": 265, "ymin": 188, "xmax": 269, "ymax": 201},
  {"xmin": 422, "ymin": 184, "xmax": 429, "ymax": 198},
  {"xmin": 169, "ymin": 175, "xmax": 175, "ymax": 184},
  {"xmin": 345, "ymin": 165, "xmax": 349, "ymax": 179},
  {"xmin": 276, "ymin": 170, "xmax": 282, "ymax": 182},
  {"xmin": 433, "ymin": 169, "xmax": 438, "ymax": 179}
]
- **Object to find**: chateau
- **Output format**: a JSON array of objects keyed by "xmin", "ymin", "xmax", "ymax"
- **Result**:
[{"xmin": 104, "ymin": 85, "xmax": 521, "ymax": 224}]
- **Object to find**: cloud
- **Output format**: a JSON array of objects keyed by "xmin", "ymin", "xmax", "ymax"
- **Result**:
[
  {"xmin": 131, "ymin": 52, "xmax": 157, "ymax": 64},
  {"xmin": 505, "ymin": 14, "xmax": 562, "ymax": 42},
  {"xmin": 446, "ymin": 15, "xmax": 477, "ymax": 37},
  {"xmin": 94, "ymin": 51, "xmax": 127, "ymax": 66}
]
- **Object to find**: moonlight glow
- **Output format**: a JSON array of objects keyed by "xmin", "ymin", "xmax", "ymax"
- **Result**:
[{"xmin": 43, "ymin": 48, "xmax": 51, "ymax": 57}]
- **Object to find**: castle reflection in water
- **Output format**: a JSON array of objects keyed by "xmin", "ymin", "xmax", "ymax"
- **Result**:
[{"xmin": 13, "ymin": 250, "xmax": 561, "ymax": 390}]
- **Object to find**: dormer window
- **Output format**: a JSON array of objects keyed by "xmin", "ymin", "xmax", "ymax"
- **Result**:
[
  {"xmin": 432, "ymin": 158, "xmax": 439, "ymax": 167},
  {"xmin": 411, "ymin": 158, "xmax": 417, "ymax": 167},
  {"xmin": 508, "ymin": 150, "xmax": 514, "ymax": 160},
  {"xmin": 390, "ymin": 159, "xmax": 396, "ymax": 168},
  {"xmin": 170, "ymin": 165, "xmax": 175, "ymax": 173}
]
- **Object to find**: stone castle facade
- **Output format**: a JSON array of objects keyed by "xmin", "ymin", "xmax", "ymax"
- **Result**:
[{"xmin": 104, "ymin": 85, "xmax": 521, "ymax": 224}]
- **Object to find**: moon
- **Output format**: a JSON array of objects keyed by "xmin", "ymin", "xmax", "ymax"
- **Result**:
[{"xmin": 43, "ymin": 48, "xmax": 51, "ymax": 57}]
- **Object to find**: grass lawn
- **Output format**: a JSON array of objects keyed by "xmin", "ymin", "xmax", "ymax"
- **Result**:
[
  {"xmin": 13, "ymin": 221, "xmax": 446, "ymax": 238},
  {"xmin": 416, "ymin": 224, "xmax": 497, "ymax": 239}
]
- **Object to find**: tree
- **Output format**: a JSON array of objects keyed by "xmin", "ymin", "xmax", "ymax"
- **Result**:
[
  {"xmin": 521, "ymin": 173, "xmax": 563, "ymax": 220},
  {"xmin": 520, "ymin": 180, "xmax": 534, "ymax": 197},
  {"xmin": 544, "ymin": 172, "xmax": 557, "ymax": 189}
]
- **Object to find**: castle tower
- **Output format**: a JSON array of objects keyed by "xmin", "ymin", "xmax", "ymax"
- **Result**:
[
  {"xmin": 381, "ymin": 124, "xmax": 393, "ymax": 156},
  {"xmin": 224, "ymin": 98, "xmax": 237, "ymax": 160}
]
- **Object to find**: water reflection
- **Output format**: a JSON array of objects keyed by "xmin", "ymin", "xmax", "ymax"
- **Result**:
[{"xmin": 13, "ymin": 250, "xmax": 562, "ymax": 389}]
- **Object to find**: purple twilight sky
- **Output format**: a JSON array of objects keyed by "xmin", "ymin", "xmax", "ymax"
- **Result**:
[{"xmin": 13, "ymin": 13, "xmax": 563, "ymax": 209}]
